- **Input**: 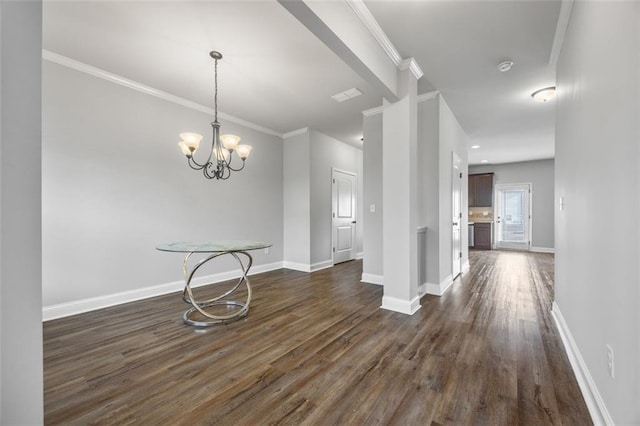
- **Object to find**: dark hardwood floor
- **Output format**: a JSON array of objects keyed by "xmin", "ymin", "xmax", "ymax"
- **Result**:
[{"xmin": 44, "ymin": 250, "xmax": 592, "ymax": 425}]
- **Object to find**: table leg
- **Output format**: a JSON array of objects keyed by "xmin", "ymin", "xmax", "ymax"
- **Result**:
[{"xmin": 181, "ymin": 250, "xmax": 253, "ymax": 326}]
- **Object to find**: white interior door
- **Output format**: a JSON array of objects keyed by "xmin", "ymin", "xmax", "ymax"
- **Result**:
[
  {"xmin": 495, "ymin": 183, "xmax": 531, "ymax": 250},
  {"xmin": 452, "ymin": 153, "xmax": 462, "ymax": 278},
  {"xmin": 332, "ymin": 169, "xmax": 357, "ymax": 264}
]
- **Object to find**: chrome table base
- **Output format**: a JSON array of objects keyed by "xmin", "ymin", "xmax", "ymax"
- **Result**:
[{"xmin": 181, "ymin": 250, "xmax": 253, "ymax": 326}]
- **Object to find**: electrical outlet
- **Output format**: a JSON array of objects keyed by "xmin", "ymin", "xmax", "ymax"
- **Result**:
[
  {"xmin": 606, "ymin": 344, "xmax": 614, "ymax": 379},
  {"xmin": 264, "ymin": 247, "xmax": 270, "ymax": 255}
]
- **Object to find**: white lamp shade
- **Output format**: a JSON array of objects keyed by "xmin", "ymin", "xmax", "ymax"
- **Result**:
[
  {"xmin": 178, "ymin": 141, "xmax": 193, "ymax": 157},
  {"xmin": 236, "ymin": 144, "xmax": 253, "ymax": 159},
  {"xmin": 214, "ymin": 146, "xmax": 230, "ymax": 161},
  {"xmin": 179, "ymin": 132, "xmax": 203, "ymax": 144},
  {"xmin": 220, "ymin": 134, "xmax": 241, "ymax": 151}
]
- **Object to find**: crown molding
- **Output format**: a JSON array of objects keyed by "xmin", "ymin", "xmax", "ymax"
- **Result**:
[
  {"xmin": 417, "ymin": 90, "xmax": 439, "ymax": 103},
  {"xmin": 42, "ymin": 50, "xmax": 283, "ymax": 138},
  {"xmin": 399, "ymin": 57, "xmax": 424, "ymax": 80},
  {"xmin": 346, "ymin": 0, "xmax": 402, "ymax": 67},
  {"xmin": 346, "ymin": 0, "xmax": 424, "ymax": 81},
  {"xmin": 282, "ymin": 127, "xmax": 309, "ymax": 139},
  {"xmin": 549, "ymin": 0, "xmax": 575, "ymax": 66},
  {"xmin": 362, "ymin": 105, "xmax": 384, "ymax": 116}
]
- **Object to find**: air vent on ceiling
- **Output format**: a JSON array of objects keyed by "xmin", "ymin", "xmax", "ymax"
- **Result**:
[{"xmin": 331, "ymin": 87, "xmax": 363, "ymax": 103}]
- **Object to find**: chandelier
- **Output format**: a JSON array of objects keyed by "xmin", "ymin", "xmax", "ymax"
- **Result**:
[{"xmin": 178, "ymin": 51, "xmax": 252, "ymax": 180}]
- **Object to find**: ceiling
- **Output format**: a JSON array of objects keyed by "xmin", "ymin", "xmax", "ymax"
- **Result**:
[{"xmin": 43, "ymin": 0, "xmax": 562, "ymax": 164}]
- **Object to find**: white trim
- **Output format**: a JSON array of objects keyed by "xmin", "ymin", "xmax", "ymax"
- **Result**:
[
  {"xmin": 423, "ymin": 274, "xmax": 454, "ymax": 297},
  {"xmin": 551, "ymin": 302, "xmax": 614, "ymax": 426},
  {"xmin": 549, "ymin": 0, "xmax": 575, "ymax": 66},
  {"xmin": 462, "ymin": 260, "xmax": 470, "ymax": 273},
  {"xmin": 398, "ymin": 57, "xmax": 424, "ymax": 80},
  {"xmin": 362, "ymin": 105, "xmax": 384, "ymax": 116},
  {"xmin": 311, "ymin": 260, "xmax": 333, "ymax": 272},
  {"xmin": 380, "ymin": 295, "xmax": 421, "ymax": 315},
  {"xmin": 282, "ymin": 261, "xmax": 311, "ymax": 273},
  {"xmin": 361, "ymin": 273, "xmax": 383, "ymax": 285},
  {"xmin": 417, "ymin": 90, "xmax": 439, "ymax": 103},
  {"xmin": 43, "ymin": 261, "xmax": 284, "ymax": 321},
  {"xmin": 346, "ymin": 0, "xmax": 402, "ymax": 67},
  {"xmin": 530, "ymin": 246, "xmax": 555, "ymax": 254},
  {"xmin": 283, "ymin": 127, "xmax": 309, "ymax": 139},
  {"xmin": 364, "ymin": 91, "xmax": 438, "ymax": 118},
  {"xmin": 356, "ymin": 251, "xmax": 364, "ymax": 260},
  {"xmin": 42, "ymin": 50, "xmax": 282, "ymax": 138}
]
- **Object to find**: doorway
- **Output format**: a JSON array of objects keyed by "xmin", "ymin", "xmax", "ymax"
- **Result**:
[
  {"xmin": 452, "ymin": 153, "xmax": 463, "ymax": 278},
  {"xmin": 332, "ymin": 169, "xmax": 357, "ymax": 264},
  {"xmin": 495, "ymin": 183, "xmax": 531, "ymax": 250}
]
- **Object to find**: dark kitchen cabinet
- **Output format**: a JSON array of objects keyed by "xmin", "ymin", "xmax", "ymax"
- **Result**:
[
  {"xmin": 468, "ymin": 173, "xmax": 494, "ymax": 207},
  {"xmin": 474, "ymin": 223, "xmax": 492, "ymax": 250}
]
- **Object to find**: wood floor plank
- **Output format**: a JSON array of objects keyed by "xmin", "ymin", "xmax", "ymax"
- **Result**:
[{"xmin": 44, "ymin": 251, "xmax": 592, "ymax": 425}]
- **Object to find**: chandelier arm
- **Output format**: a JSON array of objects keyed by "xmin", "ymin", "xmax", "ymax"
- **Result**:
[
  {"xmin": 187, "ymin": 157, "xmax": 207, "ymax": 170},
  {"xmin": 226, "ymin": 158, "xmax": 246, "ymax": 172}
]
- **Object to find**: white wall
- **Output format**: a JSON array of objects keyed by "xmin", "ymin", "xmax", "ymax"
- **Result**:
[
  {"xmin": 363, "ymin": 94, "xmax": 469, "ymax": 292},
  {"xmin": 283, "ymin": 131, "xmax": 311, "ymax": 266},
  {"xmin": 470, "ymin": 159, "xmax": 554, "ymax": 250},
  {"xmin": 42, "ymin": 61, "xmax": 284, "ymax": 308},
  {"xmin": 555, "ymin": 2, "xmax": 639, "ymax": 423},
  {"xmin": 437, "ymin": 97, "xmax": 469, "ymax": 284},
  {"xmin": 0, "ymin": 1, "xmax": 44, "ymax": 423},
  {"xmin": 418, "ymin": 97, "xmax": 441, "ymax": 286},
  {"xmin": 283, "ymin": 128, "xmax": 363, "ymax": 270},
  {"xmin": 362, "ymin": 112, "xmax": 383, "ymax": 279},
  {"xmin": 309, "ymin": 129, "xmax": 363, "ymax": 265}
]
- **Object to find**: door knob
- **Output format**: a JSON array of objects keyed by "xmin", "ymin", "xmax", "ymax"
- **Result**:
[
  {"xmin": 453, "ymin": 222, "xmax": 459, "ymax": 226},
  {"xmin": 351, "ymin": 221, "xmax": 357, "ymax": 224}
]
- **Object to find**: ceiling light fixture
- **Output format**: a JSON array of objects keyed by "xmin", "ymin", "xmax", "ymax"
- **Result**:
[
  {"xmin": 471, "ymin": 145, "xmax": 480, "ymax": 149},
  {"xmin": 497, "ymin": 60, "xmax": 514, "ymax": 72},
  {"xmin": 531, "ymin": 86, "xmax": 556, "ymax": 102},
  {"xmin": 177, "ymin": 51, "xmax": 252, "ymax": 180},
  {"xmin": 481, "ymin": 160, "xmax": 489, "ymax": 163}
]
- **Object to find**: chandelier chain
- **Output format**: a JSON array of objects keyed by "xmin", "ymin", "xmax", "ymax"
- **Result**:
[{"xmin": 214, "ymin": 56, "xmax": 218, "ymax": 123}]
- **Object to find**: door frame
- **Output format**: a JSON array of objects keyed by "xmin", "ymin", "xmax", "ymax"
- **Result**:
[
  {"xmin": 494, "ymin": 183, "xmax": 532, "ymax": 250},
  {"xmin": 452, "ymin": 152, "xmax": 463, "ymax": 278},
  {"xmin": 331, "ymin": 168, "xmax": 358, "ymax": 265}
]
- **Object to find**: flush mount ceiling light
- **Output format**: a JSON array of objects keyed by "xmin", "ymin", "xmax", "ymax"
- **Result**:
[
  {"xmin": 177, "ymin": 51, "xmax": 252, "ymax": 180},
  {"xmin": 471, "ymin": 145, "xmax": 480, "ymax": 149},
  {"xmin": 497, "ymin": 60, "xmax": 514, "ymax": 72},
  {"xmin": 481, "ymin": 160, "xmax": 489, "ymax": 163},
  {"xmin": 531, "ymin": 86, "xmax": 556, "ymax": 102}
]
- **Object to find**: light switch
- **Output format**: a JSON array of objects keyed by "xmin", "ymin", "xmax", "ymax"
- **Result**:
[{"xmin": 370, "ymin": 204, "xmax": 376, "ymax": 213}]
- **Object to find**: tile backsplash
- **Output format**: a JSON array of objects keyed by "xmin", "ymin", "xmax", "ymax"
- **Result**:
[{"xmin": 468, "ymin": 207, "xmax": 493, "ymax": 222}]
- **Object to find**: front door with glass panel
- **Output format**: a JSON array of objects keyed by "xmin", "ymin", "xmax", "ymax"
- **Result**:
[{"xmin": 495, "ymin": 184, "xmax": 531, "ymax": 250}]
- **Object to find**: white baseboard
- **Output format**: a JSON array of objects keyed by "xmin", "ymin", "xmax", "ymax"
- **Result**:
[
  {"xmin": 43, "ymin": 261, "xmax": 284, "ymax": 321},
  {"xmin": 283, "ymin": 260, "xmax": 333, "ymax": 273},
  {"xmin": 531, "ymin": 246, "xmax": 555, "ymax": 254},
  {"xmin": 356, "ymin": 251, "xmax": 363, "ymax": 260},
  {"xmin": 311, "ymin": 260, "xmax": 333, "ymax": 272},
  {"xmin": 282, "ymin": 261, "xmax": 311, "ymax": 272},
  {"xmin": 551, "ymin": 302, "xmax": 613, "ymax": 425},
  {"xmin": 462, "ymin": 260, "xmax": 470, "ymax": 273},
  {"xmin": 380, "ymin": 295, "xmax": 421, "ymax": 315},
  {"xmin": 361, "ymin": 273, "xmax": 383, "ymax": 285},
  {"xmin": 423, "ymin": 274, "xmax": 454, "ymax": 296}
]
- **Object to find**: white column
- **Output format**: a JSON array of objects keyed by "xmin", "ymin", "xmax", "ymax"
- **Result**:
[
  {"xmin": 0, "ymin": 0, "xmax": 44, "ymax": 423},
  {"xmin": 381, "ymin": 68, "xmax": 420, "ymax": 314}
]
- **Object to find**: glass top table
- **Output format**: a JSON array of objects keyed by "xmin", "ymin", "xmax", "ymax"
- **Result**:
[
  {"xmin": 157, "ymin": 240, "xmax": 271, "ymax": 254},
  {"xmin": 156, "ymin": 240, "xmax": 272, "ymax": 326}
]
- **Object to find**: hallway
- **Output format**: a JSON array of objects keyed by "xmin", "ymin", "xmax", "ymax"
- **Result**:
[{"xmin": 44, "ymin": 251, "xmax": 591, "ymax": 424}]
